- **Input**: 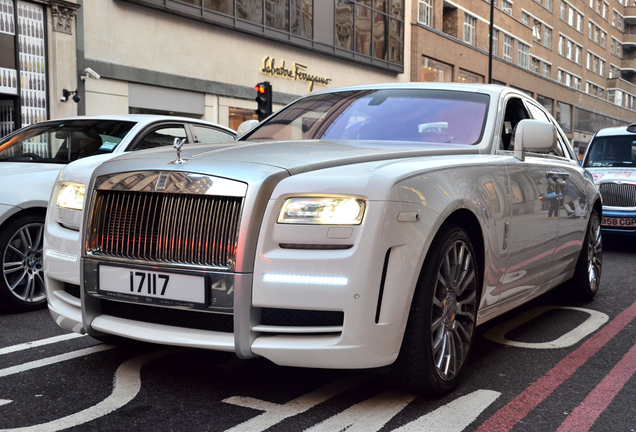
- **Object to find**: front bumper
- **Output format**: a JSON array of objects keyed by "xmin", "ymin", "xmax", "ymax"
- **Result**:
[
  {"xmin": 600, "ymin": 208, "xmax": 636, "ymax": 235},
  {"xmin": 46, "ymin": 198, "xmax": 434, "ymax": 369}
]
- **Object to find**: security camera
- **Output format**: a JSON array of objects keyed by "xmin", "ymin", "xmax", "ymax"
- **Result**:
[
  {"xmin": 72, "ymin": 93, "xmax": 81, "ymax": 103},
  {"xmin": 81, "ymin": 67, "xmax": 101, "ymax": 80}
]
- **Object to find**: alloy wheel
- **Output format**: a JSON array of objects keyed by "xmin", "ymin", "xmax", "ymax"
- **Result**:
[
  {"xmin": 430, "ymin": 239, "xmax": 478, "ymax": 381},
  {"xmin": 2, "ymin": 222, "xmax": 46, "ymax": 304}
]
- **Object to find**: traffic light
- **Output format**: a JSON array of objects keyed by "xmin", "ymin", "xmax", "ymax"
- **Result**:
[{"xmin": 255, "ymin": 81, "xmax": 272, "ymax": 121}]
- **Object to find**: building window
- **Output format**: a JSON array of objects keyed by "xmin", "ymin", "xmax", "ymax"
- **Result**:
[
  {"xmin": 576, "ymin": 12, "xmax": 583, "ymax": 32},
  {"xmin": 421, "ymin": 56, "xmax": 453, "ymax": 82},
  {"xmin": 532, "ymin": 57, "xmax": 541, "ymax": 72},
  {"xmin": 556, "ymin": 101, "xmax": 572, "ymax": 132},
  {"xmin": 418, "ymin": 0, "xmax": 433, "ymax": 26},
  {"xmin": 457, "ymin": 69, "xmax": 484, "ymax": 83},
  {"xmin": 543, "ymin": 63, "xmax": 551, "ymax": 78},
  {"xmin": 464, "ymin": 13, "xmax": 476, "ymax": 45},
  {"xmin": 545, "ymin": 0, "xmax": 553, "ymax": 11},
  {"xmin": 544, "ymin": 26, "xmax": 552, "ymax": 48},
  {"xmin": 335, "ymin": 0, "xmax": 404, "ymax": 65},
  {"xmin": 492, "ymin": 29, "xmax": 499, "ymax": 56},
  {"xmin": 522, "ymin": 11, "xmax": 530, "ymax": 25},
  {"xmin": 503, "ymin": 35, "xmax": 513, "ymax": 61},
  {"xmin": 128, "ymin": 0, "xmax": 404, "ymax": 72},
  {"xmin": 537, "ymin": 95, "xmax": 554, "ymax": 114},
  {"xmin": 533, "ymin": 20, "xmax": 542, "ymax": 41},
  {"xmin": 502, "ymin": 0, "xmax": 513, "ymax": 14},
  {"xmin": 518, "ymin": 43, "xmax": 530, "ymax": 69},
  {"xmin": 560, "ymin": 1, "xmax": 566, "ymax": 20}
]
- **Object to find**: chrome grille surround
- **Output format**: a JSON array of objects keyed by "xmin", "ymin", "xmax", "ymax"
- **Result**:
[
  {"xmin": 86, "ymin": 171, "xmax": 247, "ymax": 270},
  {"xmin": 599, "ymin": 181, "xmax": 636, "ymax": 209}
]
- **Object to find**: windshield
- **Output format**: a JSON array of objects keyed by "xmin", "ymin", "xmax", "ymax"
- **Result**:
[
  {"xmin": 245, "ymin": 89, "xmax": 490, "ymax": 145},
  {"xmin": 0, "ymin": 119, "xmax": 136, "ymax": 164},
  {"xmin": 583, "ymin": 135, "xmax": 636, "ymax": 168}
]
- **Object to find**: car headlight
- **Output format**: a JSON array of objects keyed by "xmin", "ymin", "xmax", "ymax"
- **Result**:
[
  {"xmin": 278, "ymin": 197, "xmax": 366, "ymax": 225},
  {"xmin": 56, "ymin": 182, "xmax": 86, "ymax": 210}
]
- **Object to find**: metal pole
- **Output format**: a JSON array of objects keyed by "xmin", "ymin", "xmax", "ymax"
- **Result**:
[{"xmin": 488, "ymin": 0, "xmax": 494, "ymax": 84}]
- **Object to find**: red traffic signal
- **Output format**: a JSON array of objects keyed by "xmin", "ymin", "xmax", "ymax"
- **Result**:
[{"xmin": 255, "ymin": 81, "xmax": 272, "ymax": 121}]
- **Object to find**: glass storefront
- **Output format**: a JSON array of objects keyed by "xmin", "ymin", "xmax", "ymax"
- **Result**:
[
  {"xmin": 0, "ymin": 0, "xmax": 48, "ymax": 138},
  {"xmin": 420, "ymin": 57, "xmax": 452, "ymax": 82}
]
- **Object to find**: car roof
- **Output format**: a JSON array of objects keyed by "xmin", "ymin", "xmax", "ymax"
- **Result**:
[
  {"xmin": 25, "ymin": 114, "xmax": 236, "ymax": 135},
  {"xmin": 593, "ymin": 124, "xmax": 636, "ymax": 138},
  {"xmin": 308, "ymin": 82, "xmax": 511, "ymax": 97}
]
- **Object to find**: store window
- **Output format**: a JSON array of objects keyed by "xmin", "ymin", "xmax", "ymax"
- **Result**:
[
  {"xmin": 420, "ymin": 57, "xmax": 452, "ymax": 82},
  {"xmin": 229, "ymin": 107, "xmax": 258, "ymax": 131},
  {"xmin": 457, "ymin": 69, "xmax": 483, "ymax": 83},
  {"xmin": 0, "ymin": 0, "xmax": 48, "ymax": 138}
]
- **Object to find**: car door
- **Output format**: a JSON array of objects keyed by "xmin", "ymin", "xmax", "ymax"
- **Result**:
[
  {"xmin": 525, "ymin": 102, "xmax": 591, "ymax": 279},
  {"xmin": 497, "ymin": 96, "xmax": 560, "ymax": 305}
]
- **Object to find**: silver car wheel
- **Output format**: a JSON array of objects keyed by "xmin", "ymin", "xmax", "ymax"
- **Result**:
[
  {"xmin": 431, "ymin": 239, "xmax": 478, "ymax": 382},
  {"xmin": 2, "ymin": 222, "xmax": 46, "ymax": 304}
]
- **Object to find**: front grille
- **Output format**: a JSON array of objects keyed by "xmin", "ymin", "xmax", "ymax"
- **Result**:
[
  {"xmin": 261, "ymin": 308, "xmax": 344, "ymax": 327},
  {"xmin": 87, "ymin": 190, "xmax": 242, "ymax": 267},
  {"xmin": 599, "ymin": 182, "xmax": 636, "ymax": 207},
  {"xmin": 101, "ymin": 300, "xmax": 234, "ymax": 333}
]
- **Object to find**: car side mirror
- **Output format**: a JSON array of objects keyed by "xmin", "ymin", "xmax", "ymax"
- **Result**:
[
  {"xmin": 236, "ymin": 120, "xmax": 260, "ymax": 139},
  {"xmin": 512, "ymin": 119, "xmax": 557, "ymax": 161}
]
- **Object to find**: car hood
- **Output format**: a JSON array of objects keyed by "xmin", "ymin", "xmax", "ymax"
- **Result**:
[
  {"xmin": 585, "ymin": 167, "xmax": 636, "ymax": 185},
  {"xmin": 100, "ymin": 140, "xmax": 482, "ymax": 176}
]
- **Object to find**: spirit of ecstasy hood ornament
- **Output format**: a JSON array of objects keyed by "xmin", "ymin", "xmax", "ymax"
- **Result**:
[{"xmin": 171, "ymin": 137, "xmax": 187, "ymax": 164}]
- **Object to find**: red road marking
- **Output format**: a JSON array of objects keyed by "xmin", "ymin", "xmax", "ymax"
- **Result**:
[
  {"xmin": 556, "ymin": 340, "xmax": 636, "ymax": 431},
  {"xmin": 475, "ymin": 299, "xmax": 636, "ymax": 432}
]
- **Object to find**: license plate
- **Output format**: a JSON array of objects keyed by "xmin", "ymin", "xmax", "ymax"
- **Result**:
[
  {"xmin": 98, "ymin": 265, "xmax": 206, "ymax": 307},
  {"xmin": 601, "ymin": 217, "xmax": 636, "ymax": 227}
]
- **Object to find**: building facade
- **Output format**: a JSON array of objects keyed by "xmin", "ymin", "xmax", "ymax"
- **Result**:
[
  {"xmin": 411, "ymin": 0, "xmax": 636, "ymax": 156},
  {"xmin": 2, "ymin": 0, "xmax": 636, "ymax": 152},
  {"xmin": 0, "ymin": 0, "xmax": 411, "ymax": 137}
]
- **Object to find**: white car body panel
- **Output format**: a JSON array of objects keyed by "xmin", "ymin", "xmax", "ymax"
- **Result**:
[{"xmin": 44, "ymin": 84, "xmax": 601, "ymax": 374}]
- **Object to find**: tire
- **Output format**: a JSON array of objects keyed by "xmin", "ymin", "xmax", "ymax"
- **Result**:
[
  {"xmin": 390, "ymin": 224, "xmax": 479, "ymax": 395},
  {"xmin": 565, "ymin": 209, "xmax": 602, "ymax": 302},
  {"xmin": 0, "ymin": 215, "xmax": 47, "ymax": 312}
]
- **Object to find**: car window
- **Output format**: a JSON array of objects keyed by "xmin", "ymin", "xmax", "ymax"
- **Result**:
[
  {"xmin": 583, "ymin": 135, "xmax": 636, "ymax": 168},
  {"xmin": 525, "ymin": 101, "xmax": 566, "ymax": 158},
  {"xmin": 0, "ymin": 119, "xmax": 136, "ymax": 163},
  {"xmin": 245, "ymin": 89, "xmax": 490, "ymax": 145},
  {"xmin": 500, "ymin": 97, "xmax": 530, "ymax": 151},
  {"xmin": 191, "ymin": 125, "xmax": 235, "ymax": 143},
  {"xmin": 133, "ymin": 125, "xmax": 188, "ymax": 151}
]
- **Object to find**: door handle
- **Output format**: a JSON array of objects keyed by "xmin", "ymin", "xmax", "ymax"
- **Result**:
[{"xmin": 546, "ymin": 172, "xmax": 569, "ymax": 185}]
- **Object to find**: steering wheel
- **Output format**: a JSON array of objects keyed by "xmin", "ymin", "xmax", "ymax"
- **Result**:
[{"xmin": 20, "ymin": 153, "xmax": 42, "ymax": 160}]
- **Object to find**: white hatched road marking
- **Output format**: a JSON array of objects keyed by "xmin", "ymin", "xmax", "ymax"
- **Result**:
[
  {"xmin": 0, "ymin": 345, "xmax": 114, "ymax": 378},
  {"xmin": 0, "ymin": 334, "xmax": 85, "ymax": 356},
  {"xmin": 0, "ymin": 349, "xmax": 180, "ymax": 432},
  {"xmin": 393, "ymin": 390, "xmax": 501, "ymax": 432},
  {"xmin": 304, "ymin": 390, "xmax": 417, "ymax": 432},
  {"xmin": 223, "ymin": 376, "xmax": 368, "ymax": 432}
]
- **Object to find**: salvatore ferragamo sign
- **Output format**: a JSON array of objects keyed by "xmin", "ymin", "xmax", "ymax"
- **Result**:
[{"xmin": 260, "ymin": 57, "xmax": 332, "ymax": 91}]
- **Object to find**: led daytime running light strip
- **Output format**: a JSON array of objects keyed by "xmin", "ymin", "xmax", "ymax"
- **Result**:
[{"xmin": 263, "ymin": 273, "xmax": 348, "ymax": 286}]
